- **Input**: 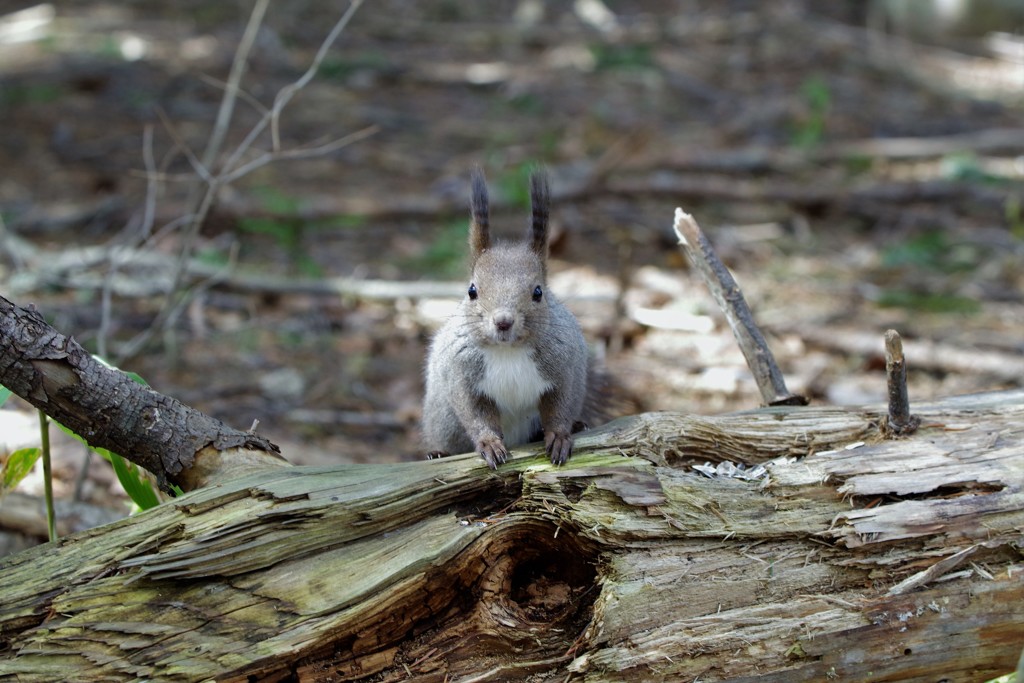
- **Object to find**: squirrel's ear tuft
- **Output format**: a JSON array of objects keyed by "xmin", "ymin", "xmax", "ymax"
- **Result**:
[
  {"xmin": 528, "ymin": 170, "xmax": 550, "ymax": 258},
  {"xmin": 469, "ymin": 168, "xmax": 490, "ymax": 260}
]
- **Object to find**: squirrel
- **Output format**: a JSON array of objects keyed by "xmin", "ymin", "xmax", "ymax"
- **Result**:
[{"xmin": 422, "ymin": 168, "xmax": 590, "ymax": 469}]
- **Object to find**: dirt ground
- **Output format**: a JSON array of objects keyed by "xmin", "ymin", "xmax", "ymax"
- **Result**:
[{"xmin": 0, "ymin": 1, "xmax": 1022, "ymax": 531}]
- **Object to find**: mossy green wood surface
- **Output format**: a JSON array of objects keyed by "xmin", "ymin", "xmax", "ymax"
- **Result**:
[
  {"xmin": 0, "ymin": 458, "xmax": 496, "ymax": 680},
  {"xmin": 1, "ymin": 392, "xmax": 1023, "ymax": 681}
]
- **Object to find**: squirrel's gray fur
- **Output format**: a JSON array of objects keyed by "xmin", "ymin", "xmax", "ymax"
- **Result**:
[{"xmin": 422, "ymin": 168, "xmax": 589, "ymax": 468}]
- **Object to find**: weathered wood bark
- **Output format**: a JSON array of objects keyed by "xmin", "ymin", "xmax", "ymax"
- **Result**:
[
  {"xmin": 1, "ymin": 389, "xmax": 1022, "ymax": 682},
  {"xmin": 0, "ymin": 296, "xmax": 286, "ymax": 491}
]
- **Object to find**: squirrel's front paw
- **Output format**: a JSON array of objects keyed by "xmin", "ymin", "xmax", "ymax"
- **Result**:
[
  {"xmin": 544, "ymin": 430, "xmax": 574, "ymax": 465},
  {"xmin": 477, "ymin": 435, "xmax": 509, "ymax": 470}
]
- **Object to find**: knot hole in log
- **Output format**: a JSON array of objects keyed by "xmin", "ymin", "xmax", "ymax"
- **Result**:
[{"xmin": 458, "ymin": 518, "xmax": 598, "ymax": 656}]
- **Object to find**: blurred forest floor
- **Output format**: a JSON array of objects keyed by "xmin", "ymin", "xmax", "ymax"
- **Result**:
[{"xmin": 0, "ymin": 1, "xmax": 1022, "ymax": 545}]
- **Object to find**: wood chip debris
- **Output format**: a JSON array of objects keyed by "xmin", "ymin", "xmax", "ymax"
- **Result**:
[{"xmin": 692, "ymin": 461, "xmax": 768, "ymax": 481}]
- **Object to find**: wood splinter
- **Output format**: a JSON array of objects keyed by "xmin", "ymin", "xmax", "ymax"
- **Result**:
[
  {"xmin": 672, "ymin": 208, "xmax": 808, "ymax": 407},
  {"xmin": 884, "ymin": 328, "xmax": 921, "ymax": 436}
]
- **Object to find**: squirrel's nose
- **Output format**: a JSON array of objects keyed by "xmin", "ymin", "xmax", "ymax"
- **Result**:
[{"xmin": 493, "ymin": 313, "xmax": 514, "ymax": 332}]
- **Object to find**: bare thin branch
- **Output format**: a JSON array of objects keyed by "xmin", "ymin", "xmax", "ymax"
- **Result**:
[
  {"xmin": 114, "ymin": 1, "xmax": 369, "ymax": 363},
  {"xmin": 219, "ymin": 125, "xmax": 379, "ymax": 184},
  {"xmin": 116, "ymin": 183, "xmax": 219, "ymax": 364},
  {"xmin": 197, "ymin": 72, "xmax": 270, "ymax": 118},
  {"xmin": 155, "ymin": 107, "xmax": 213, "ymax": 184},
  {"xmin": 139, "ymin": 125, "xmax": 159, "ymax": 241},
  {"xmin": 270, "ymin": 0, "xmax": 366, "ymax": 152},
  {"xmin": 200, "ymin": 0, "xmax": 270, "ymax": 174},
  {"xmin": 673, "ymin": 208, "xmax": 807, "ymax": 407},
  {"xmin": 99, "ymin": 125, "xmax": 159, "ymax": 359},
  {"xmin": 223, "ymin": 0, "xmax": 366, "ymax": 173},
  {"xmin": 127, "ymin": 0, "xmax": 270, "ymax": 364}
]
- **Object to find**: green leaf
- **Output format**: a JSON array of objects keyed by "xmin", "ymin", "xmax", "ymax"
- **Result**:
[
  {"xmin": 103, "ymin": 448, "xmax": 161, "ymax": 511},
  {"xmin": 0, "ymin": 385, "xmax": 12, "ymax": 408},
  {"xmin": 122, "ymin": 370, "xmax": 149, "ymax": 386},
  {"xmin": 2, "ymin": 447, "xmax": 41, "ymax": 492},
  {"xmin": 53, "ymin": 420, "xmax": 93, "ymax": 448},
  {"xmin": 9, "ymin": 357, "xmax": 159, "ymax": 510},
  {"xmin": 92, "ymin": 356, "xmax": 149, "ymax": 386},
  {"xmin": 50, "ymin": 356, "xmax": 159, "ymax": 509},
  {"xmin": 52, "ymin": 421, "xmax": 161, "ymax": 511}
]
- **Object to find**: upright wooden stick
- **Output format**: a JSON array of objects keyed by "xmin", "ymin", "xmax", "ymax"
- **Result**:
[
  {"xmin": 884, "ymin": 329, "xmax": 920, "ymax": 436},
  {"xmin": 673, "ymin": 209, "xmax": 807, "ymax": 406}
]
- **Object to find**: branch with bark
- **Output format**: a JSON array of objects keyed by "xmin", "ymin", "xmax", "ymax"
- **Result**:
[{"xmin": 0, "ymin": 296, "xmax": 285, "ymax": 492}]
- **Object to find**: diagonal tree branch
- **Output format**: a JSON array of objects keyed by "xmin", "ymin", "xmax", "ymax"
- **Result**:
[
  {"xmin": 673, "ymin": 208, "xmax": 808, "ymax": 406},
  {"xmin": 0, "ymin": 295, "xmax": 287, "ymax": 492}
]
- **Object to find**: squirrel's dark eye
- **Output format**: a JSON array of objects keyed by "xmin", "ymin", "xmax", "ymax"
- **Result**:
[
  {"xmin": 468, "ymin": 283, "xmax": 478, "ymax": 300},
  {"xmin": 532, "ymin": 285, "xmax": 543, "ymax": 302}
]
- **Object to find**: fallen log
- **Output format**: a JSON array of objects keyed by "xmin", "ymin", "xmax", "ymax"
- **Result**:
[{"xmin": 0, "ymin": 383, "xmax": 1021, "ymax": 681}]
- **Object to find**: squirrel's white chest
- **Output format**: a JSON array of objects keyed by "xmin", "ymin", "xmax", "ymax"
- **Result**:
[{"xmin": 477, "ymin": 346, "xmax": 551, "ymax": 445}]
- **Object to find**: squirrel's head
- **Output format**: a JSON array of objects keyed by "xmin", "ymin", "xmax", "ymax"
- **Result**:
[{"xmin": 463, "ymin": 169, "xmax": 552, "ymax": 346}]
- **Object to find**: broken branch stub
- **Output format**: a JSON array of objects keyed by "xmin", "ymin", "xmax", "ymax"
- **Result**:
[{"xmin": 884, "ymin": 328, "xmax": 921, "ymax": 437}]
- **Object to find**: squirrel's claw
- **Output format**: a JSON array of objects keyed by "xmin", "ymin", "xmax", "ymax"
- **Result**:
[
  {"xmin": 477, "ymin": 435, "xmax": 509, "ymax": 470},
  {"xmin": 545, "ymin": 431, "xmax": 574, "ymax": 466}
]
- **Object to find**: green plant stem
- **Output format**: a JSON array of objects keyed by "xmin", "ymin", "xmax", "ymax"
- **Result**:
[{"xmin": 38, "ymin": 410, "xmax": 56, "ymax": 542}]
